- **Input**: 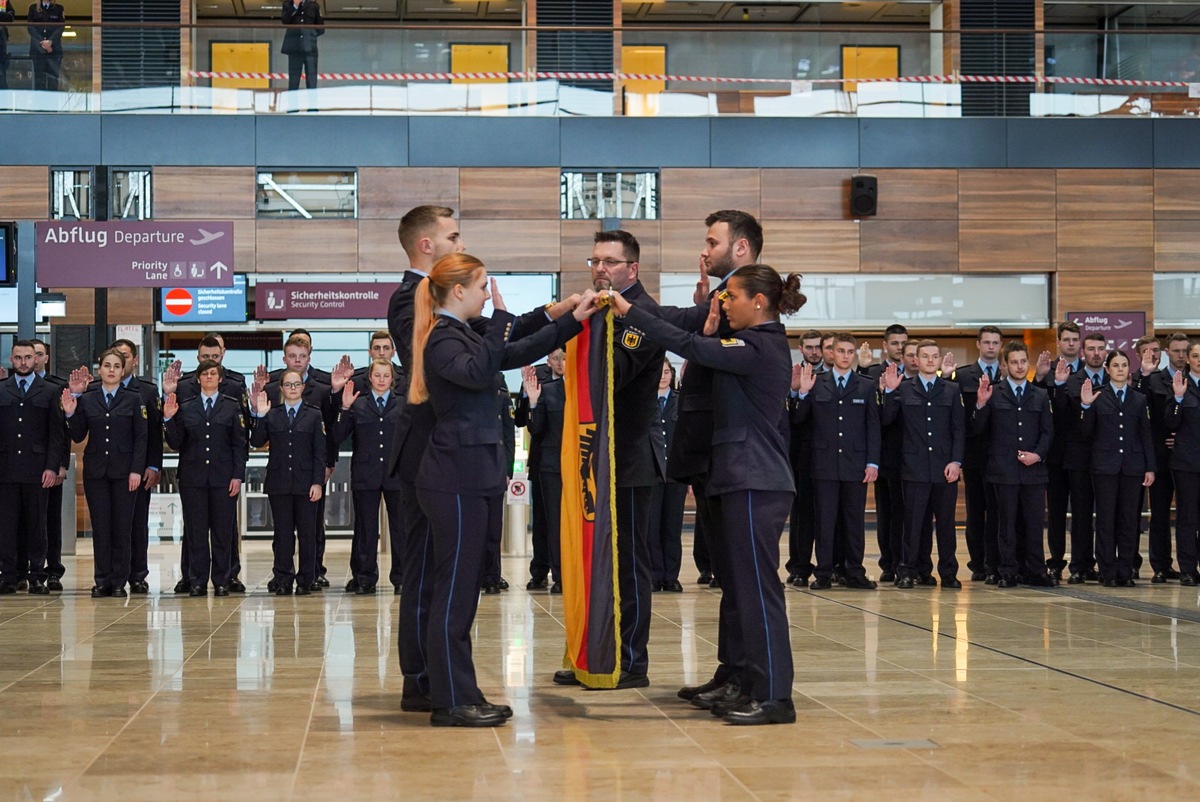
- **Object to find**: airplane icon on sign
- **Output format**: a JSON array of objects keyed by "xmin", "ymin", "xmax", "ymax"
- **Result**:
[
  {"xmin": 210, "ymin": 261, "xmax": 229, "ymax": 279},
  {"xmin": 189, "ymin": 229, "xmax": 226, "ymax": 246}
]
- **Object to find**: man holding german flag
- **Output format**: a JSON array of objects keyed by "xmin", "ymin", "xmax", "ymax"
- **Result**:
[{"xmin": 553, "ymin": 230, "xmax": 666, "ymax": 690}]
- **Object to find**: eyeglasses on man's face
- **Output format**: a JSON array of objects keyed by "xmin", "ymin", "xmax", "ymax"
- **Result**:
[{"xmin": 586, "ymin": 258, "xmax": 632, "ymax": 269}]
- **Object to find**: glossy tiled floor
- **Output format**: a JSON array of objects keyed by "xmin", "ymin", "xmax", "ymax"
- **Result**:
[{"xmin": 4, "ymin": 537, "xmax": 1200, "ymax": 802}]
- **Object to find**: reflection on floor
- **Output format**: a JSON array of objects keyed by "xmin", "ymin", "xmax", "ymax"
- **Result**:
[{"xmin": 3, "ymin": 539, "xmax": 1200, "ymax": 801}]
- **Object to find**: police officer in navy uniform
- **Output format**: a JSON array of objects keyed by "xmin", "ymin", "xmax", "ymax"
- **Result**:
[
  {"xmin": 0, "ymin": 340, "xmax": 65, "ymax": 595},
  {"xmin": 971, "ymin": 341, "xmax": 1055, "ymax": 588},
  {"xmin": 250, "ymin": 368, "xmax": 326, "ymax": 595},
  {"xmin": 516, "ymin": 354, "xmax": 565, "ymax": 592},
  {"xmin": 881, "ymin": 339, "xmax": 965, "ymax": 589},
  {"xmin": 178, "ymin": 334, "xmax": 247, "ymax": 394},
  {"xmin": 104, "ymin": 339, "xmax": 162, "ymax": 595},
  {"xmin": 1035, "ymin": 321, "xmax": 1082, "ymax": 579},
  {"xmin": 408, "ymin": 254, "xmax": 590, "ymax": 727},
  {"xmin": 793, "ymin": 333, "xmax": 881, "ymax": 591},
  {"xmin": 1141, "ymin": 333, "xmax": 1189, "ymax": 582},
  {"xmin": 784, "ymin": 330, "xmax": 825, "ymax": 587},
  {"xmin": 267, "ymin": 329, "xmax": 331, "ymax": 384},
  {"xmin": 163, "ymin": 361, "xmax": 247, "ymax": 597},
  {"xmin": 343, "ymin": 331, "xmax": 401, "ymax": 395},
  {"xmin": 610, "ymin": 264, "xmax": 804, "ymax": 725},
  {"xmin": 62, "ymin": 348, "xmax": 148, "ymax": 598},
  {"xmin": 1079, "ymin": 350, "xmax": 1155, "ymax": 587},
  {"xmin": 647, "ymin": 358, "xmax": 686, "ymax": 593},
  {"xmin": 481, "ymin": 381, "xmax": 517, "ymax": 594},
  {"xmin": 332, "ymin": 357, "xmax": 403, "ymax": 595},
  {"xmin": 856, "ymin": 324, "xmax": 907, "ymax": 584},
  {"xmin": 30, "ymin": 338, "xmax": 69, "ymax": 591},
  {"xmin": 1166, "ymin": 339, "xmax": 1200, "ymax": 586}
]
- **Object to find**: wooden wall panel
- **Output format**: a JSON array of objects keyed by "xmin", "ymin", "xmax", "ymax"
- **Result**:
[
  {"xmin": 0, "ymin": 166, "xmax": 48, "ymax": 218},
  {"xmin": 622, "ymin": 220, "xmax": 663, "ymax": 296},
  {"xmin": 459, "ymin": 168, "xmax": 559, "ymax": 218},
  {"xmin": 457, "ymin": 219, "xmax": 560, "ymax": 273},
  {"xmin": 358, "ymin": 219, "xmax": 406, "ymax": 274},
  {"xmin": 1154, "ymin": 170, "xmax": 1200, "ymax": 219},
  {"xmin": 255, "ymin": 221, "xmax": 358, "ymax": 273},
  {"xmin": 233, "ymin": 219, "xmax": 256, "ymax": 274},
  {"xmin": 108, "ymin": 289, "xmax": 153, "ymax": 324},
  {"xmin": 62, "ymin": 288, "xmax": 95, "ymax": 326},
  {"xmin": 1056, "ymin": 220, "xmax": 1153, "ymax": 272},
  {"xmin": 153, "ymin": 167, "xmax": 255, "ymax": 218},
  {"xmin": 958, "ymin": 169, "xmax": 1056, "ymax": 220},
  {"xmin": 660, "ymin": 220, "xmax": 703, "ymax": 278},
  {"xmin": 867, "ymin": 169, "xmax": 958, "ymax": 220},
  {"xmin": 1056, "ymin": 169, "xmax": 1153, "ymax": 219},
  {"xmin": 762, "ymin": 220, "xmax": 859, "ymax": 273},
  {"xmin": 560, "ymin": 220, "xmax": 598, "ymax": 296},
  {"xmin": 860, "ymin": 220, "xmax": 958, "ymax": 273},
  {"xmin": 358, "ymin": 168, "xmax": 460, "ymax": 220},
  {"xmin": 959, "ymin": 220, "xmax": 1056, "ymax": 272},
  {"xmin": 1056, "ymin": 270, "xmax": 1153, "ymax": 321},
  {"xmin": 1154, "ymin": 220, "xmax": 1200, "ymax": 272},
  {"xmin": 661, "ymin": 168, "xmax": 760, "ymax": 220},
  {"xmin": 761, "ymin": 169, "xmax": 848, "ymax": 220}
]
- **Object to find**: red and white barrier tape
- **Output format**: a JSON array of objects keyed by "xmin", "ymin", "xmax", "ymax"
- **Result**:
[{"xmin": 184, "ymin": 69, "xmax": 1194, "ymax": 89}]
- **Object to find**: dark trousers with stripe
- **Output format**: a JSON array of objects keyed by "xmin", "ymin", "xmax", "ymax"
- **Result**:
[
  {"xmin": 648, "ymin": 480, "xmax": 686, "ymax": 585},
  {"xmin": 420, "ymin": 489, "xmax": 499, "ymax": 709},
  {"xmin": 529, "ymin": 472, "xmax": 562, "ymax": 583},
  {"xmin": 1093, "ymin": 473, "xmax": 1143, "ymax": 581},
  {"xmin": 84, "ymin": 478, "xmax": 135, "ymax": 590},
  {"xmin": 616, "ymin": 485, "xmax": 654, "ymax": 677},
  {"xmin": 350, "ymin": 487, "xmax": 403, "ymax": 588},
  {"xmin": 0, "ymin": 483, "xmax": 48, "ymax": 585},
  {"xmin": 692, "ymin": 480, "xmax": 714, "ymax": 577},
  {"xmin": 717, "ymin": 490, "xmax": 794, "ymax": 701},
  {"xmin": 269, "ymin": 493, "xmax": 318, "ymax": 588},
  {"xmin": 182, "ymin": 486, "xmax": 236, "ymax": 589},
  {"xmin": 1172, "ymin": 470, "xmax": 1200, "ymax": 576},
  {"xmin": 398, "ymin": 480, "xmax": 435, "ymax": 700},
  {"xmin": 901, "ymin": 480, "xmax": 959, "ymax": 580},
  {"xmin": 995, "ymin": 483, "xmax": 1046, "ymax": 581}
]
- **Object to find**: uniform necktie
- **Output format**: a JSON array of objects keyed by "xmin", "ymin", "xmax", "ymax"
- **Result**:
[
  {"xmin": 104, "ymin": 392, "xmax": 113, "ymax": 408},
  {"xmin": 205, "ymin": 397, "xmax": 214, "ymax": 417},
  {"xmin": 288, "ymin": 406, "xmax": 296, "ymax": 426},
  {"xmin": 1015, "ymin": 384, "xmax": 1024, "ymax": 401},
  {"xmin": 925, "ymin": 381, "xmax": 933, "ymax": 394},
  {"xmin": 1091, "ymin": 374, "xmax": 1102, "ymax": 389},
  {"xmin": 377, "ymin": 396, "xmax": 386, "ymax": 415},
  {"xmin": 1117, "ymin": 388, "xmax": 1125, "ymax": 405},
  {"xmin": 837, "ymin": 376, "xmax": 845, "ymax": 392},
  {"xmin": 658, "ymin": 396, "xmax": 666, "ymax": 417},
  {"xmin": 18, "ymin": 378, "xmax": 27, "ymax": 395},
  {"xmin": 985, "ymin": 365, "xmax": 994, "ymax": 382}
]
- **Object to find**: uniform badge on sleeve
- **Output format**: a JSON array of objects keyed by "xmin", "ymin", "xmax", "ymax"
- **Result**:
[
  {"xmin": 622, "ymin": 329, "xmax": 643, "ymax": 350},
  {"xmin": 719, "ymin": 338, "xmax": 744, "ymax": 347},
  {"xmin": 141, "ymin": 406, "xmax": 148, "ymax": 419}
]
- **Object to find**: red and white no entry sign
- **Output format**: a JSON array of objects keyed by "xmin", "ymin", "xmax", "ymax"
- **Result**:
[{"xmin": 164, "ymin": 288, "xmax": 194, "ymax": 316}]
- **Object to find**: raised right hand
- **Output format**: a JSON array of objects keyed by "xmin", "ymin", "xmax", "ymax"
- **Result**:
[
  {"xmin": 163, "ymin": 392, "xmax": 179, "ymax": 420},
  {"xmin": 162, "ymin": 359, "xmax": 182, "ymax": 395},
  {"xmin": 975, "ymin": 374, "xmax": 993, "ymax": 408},
  {"xmin": 1035, "ymin": 350, "xmax": 1052, "ymax": 380},
  {"xmin": 1054, "ymin": 358, "xmax": 1071, "ymax": 384},
  {"xmin": 702, "ymin": 294, "xmax": 721, "ymax": 337},
  {"xmin": 68, "ymin": 367, "xmax": 90, "ymax": 395},
  {"xmin": 341, "ymin": 381, "xmax": 360, "ymax": 410},
  {"xmin": 1079, "ymin": 379, "xmax": 1097, "ymax": 406},
  {"xmin": 882, "ymin": 362, "xmax": 902, "ymax": 392},
  {"xmin": 693, "ymin": 256, "xmax": 710, "ymax": 306},
  {"xmin": 60, "ymin": 387, "xmax": 76, "ymax": 416},
  {"xmin": 794, "ymin": 362, "xmax": 815, "ymax": 395},
  {"xmin": 254, "ymin": 390, "xmax": 271, "ymax": 416},
  {"xmin": 1174, "ymin": 369, "xmax": 1188, "ymax": 399},
  {"xmin": 857, "ymin": 342, "xmax": 874, "ymax": 368}
]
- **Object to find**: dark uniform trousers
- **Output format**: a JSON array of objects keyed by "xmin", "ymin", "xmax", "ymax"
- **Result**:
[
  {"xmin": 1167, "ymin": 378, "xmax": 1200, "ymax": 576},
  {"xmin": 648, "ymin": 480, "xmax": 686, "ymax": 585},
  {"xmin": 398, "ymin": 478, "xmax": 434, "ymax": 699},
  {"xmin": 517, "ymin": 370, "xmax": 564, "ymax": 584},
  {"xmin": 786, "ymin": 469, "xmax": 815, "ymax": 579},
  {"xmin": 1142, "ymin": 370, "xmax": 1179, "ymax": 573},
  {"xmin": 250, "ymin": 403, "xmax": 326, "ymax": 589},
  {"xmin": 1057, "ymin": 373, "xmax": 1104, "ymax": 576},
  {"xmin": 617, "ymin": 485, "xmax": 654, "ymax": 676},
  {"xmin": 532, "ymin": 473, "xmax": 563, "ymax": 582},
  {"xmin": 1039, "ymin": 359, "xmax": 1079, "ymax": 573},
  {"xmin": 69, "ymin": 388, "xmax": 148, "ymax": 591},
  {"xmin": 902, "ymin": 481, "xmax": 959, "ymax": 579},
  {"xmin": 813, "ymin": 480, "xmax": 868, "ymax": 580},
  {"xmin": 0, "ymin": 375, "xmax": 63, "ymax": 586},
  {"xmin": 336, "ymin": 393, "xmax": 404, "ymax": 588},
  {"xmin": 956, "ymin": 362, "xmax": 997, "ymax": 575},
  {"xmin": 181, "ymin": 486, "xmax": 237, "ymax": 588},
  {"xmin": 994, "ymin": 484, "xmax": 1047, "ymax": 580}
]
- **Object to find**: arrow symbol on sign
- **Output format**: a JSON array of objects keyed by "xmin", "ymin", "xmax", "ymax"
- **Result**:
[
  {"xmin": 210, "ymin": 261, "xmax": 229, "ymax": 279},
  {"xmin": 190, "ymin": 229, "xmax": 226, "ymax": 246}
]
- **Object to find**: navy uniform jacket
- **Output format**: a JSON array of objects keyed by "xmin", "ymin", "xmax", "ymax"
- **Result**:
[
  {"xmin": 1078, "ymin": 386, "xmax": 1154, "ymax": 476},
  {"xmin": 881, "ymin": 377, "xmax": 966, "ymax": 484},
  {"xmin": 37, "ymin": 372, "xmax": 71, "ymax": 472},
  {"xmin": 953, "ymin": 362, "xmax": 994, "ymax": 471},
  {"xmin": 67, "ymin": 387, "xmax": 148, "ymax": 480},
  {"xmin": 1142, "ymin": 369, "xmax": 1180, "ymax": 468},
  {"xmin": 863, "ymin": 362, "xmax": 902, "ymax": 476},
  {"xmin": 27, "ymin": 2, "xmax": 64, "ymax": 56},
  {"xmin": 0, "ymin": 374, "xmax": 65, "ymax": 483},
  {"xmin": 969, "ymin": 382, "xmax": 1053, "ymax": 485},
  {"xmin": 348, "ymin": 363, "xmax": 401, "ymax": 396},
  {"xmin": 249, "ymin": 403, "xmax": 326, "ymax": 494},
  {"xmin": 164, "ymin": 395, "xmax": 248, "ymax": 486},
  {"xmin": 1165, "ymin": 375, "xmax": 1200, "ymax": 473},
  {"xmin": 608, "ymin": 281, "xmax": 668, "ymax": 488},
  {"xmin": 89, "ymin": 376, "xmax": 163, "ymax": 472},
  {"xmin": 1052, "ymin": 371, "xmax": 1104, "ymax": 469},
  {"xmin": 177, "ymin": 372, "xmax": 247, "ymax": 403},
  {"xmin": 416, "ymin": 310, "xmax": 581, "ymax": 497},
  {"xmin": 649, "ymin": 390, "xmax": 679, "ymax": 483},
  {"xmin": 0, "ymin": 2, "xmax": 14, "ymax": 63},
  {"xmin": 181, "ymin": 366, "xmax": 246, "ymax": 388},
  {"xmin": 265, "ymin": 374, "xmax": 338, "ymax": 468},
  {"xmin": 281, "ymin": 0, "xmax": 324, "ymax": 55},
  {"xmin": 792, "ymin": 370, "xmax": 881, "ymax": 483},
  {"xmin": 515, "ymin": 365, "xmax": 564, "ymax": 475},
  {"xmin": 623, "ymin": 306, "xmax": 792, "ymax": 496},
  {"xmin": 1038, "ymin": 358, "xmax": 1080, "ymax": 465},
  {"xmin": 269, "ymin": 365, "xmax": 331, "ymax": 385},
  {"xmin": 334, "ymin": 391, "xmax": 402, "ymax": 492}
]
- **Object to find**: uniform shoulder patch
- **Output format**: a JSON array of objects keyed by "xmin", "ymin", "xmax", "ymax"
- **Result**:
[
  {"xmin": 720, "ymin": 338, "xmax": 745, "ymax": 347},
  {"xmin": 621, "ymin": 329, "xmax": 643, "ymax": 350},
  {"xmin": 141, "ymin": 405, "xmax": 148, "ymax": 419}
]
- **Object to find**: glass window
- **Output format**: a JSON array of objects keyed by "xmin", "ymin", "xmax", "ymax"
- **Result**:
[
  {"xmin": 256, "ymin": 170, "xmax": 358, "ymax": 219},
  {"xmin": 51, "ymin": 168, "xmax": 93, "ymax": 220},
  {"xmin": 111, "ymin": 169, "xmax": 153, "ymax": 220},
  {"xmin": 561, "ymin": 171, "xmax": 658, "ymax": 220},
  {"xmin": 1155, "ymin": 273, "xmax": 1200, "ymax": 328}
]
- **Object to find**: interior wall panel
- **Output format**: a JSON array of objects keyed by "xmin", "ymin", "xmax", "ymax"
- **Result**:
[
  {"xmin": 1056, "ymin": 169, "xmax": 1154, "ymax": 220},
  {"xmin": 458, "ymin": 219, "xmax": 561, "ymax": 273},
  {"xmin": 459, "ymin": 168, "xmax": 560, "ymax": 219},
  {"xmin": 255, "ymin": 221, "xmax": 359, "ymax": 273},
  {"xmin": 358, "ymin": 168, "xmax": 461, "ymax": 220},
  {"xmin": 763, "ymin": 220, "xmax": 860, "ymax": 273},
  {"xmin": 760, "ymin": 169, "xmax": 849, "ymax": 220},
  {"xmin": 860, "ymin": 220, "xmax": 959, "ymax": 273},
  {"xmin": 153, "ymin": 167, "xmax": 256, "ymax": 219},
  {"xmin": 959, "ymin": 219, "xmax": 1056, "ymax": 272},
  {"xmin": 660, "ymin": 168, "xmax": 760, "ymax": 221},
  {"xmin": 1056, "ymin": 220, "xmax": 1153, "ymax": 272},
  {"xmin": 958, "ymin": 169, "xmax": 1056, "ymax": 220},
  {"xmin": 0, "ymin": 167, "xmax": 49, "ymax": 219}
]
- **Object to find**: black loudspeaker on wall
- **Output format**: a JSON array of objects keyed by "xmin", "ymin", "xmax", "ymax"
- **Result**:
[{"xmin": 850, "ymin": 174, "xmax": 878, "ymax": 218}]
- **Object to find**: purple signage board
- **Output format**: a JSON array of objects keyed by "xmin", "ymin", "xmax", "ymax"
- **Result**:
[
  {"xmin": 35, "ymin": 221, "xmax": 235, "ymax": 288},
  {"xmin": 1066, "ymin": 311, "xmax": 1147, "ymax": 352},
  {"xmin": 255, "ymin": 282, "xmax": 399, "ymax": 320}
]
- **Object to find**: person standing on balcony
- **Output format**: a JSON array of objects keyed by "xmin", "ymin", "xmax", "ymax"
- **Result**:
[
  {"xmin": 27, "ymin": 0, "xmax": 64, "ymax": 91},
  {"xmin": 1, "ymin": 0, "xmax": 15, "ymax": 90},
  {"xmin": 281, "ymin": 0, "xmax": 324, "ymax": 91}
]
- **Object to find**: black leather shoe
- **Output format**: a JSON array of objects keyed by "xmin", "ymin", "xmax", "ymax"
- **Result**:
[
  {"xmin": 786, "ymin": 573, "xmax": 800, "ymax": 585},
  {"xmin": 1084, "ymin": 569, "xmax": 1100, "ymax": 582},
  {"xmin": 430, "ymin": 705, "xmax": 506, "ymax": 727},
  {"xmin": 697, "ymin": 572, "xmax": 712, "ymax": 585},
  {"xmin": 483, "ymin": 584, "xmax": 501, "ymax": 595},
  {"xmin": 173, "ymin": 578, "xmax": 191, "ymax": 594},
  {"xmin": 1102, "ymin": 578, "xmax": 1119, "ymax": 588},
  {"xmin": 941, "ymin": 577, "xmax": 963, "ymax": 589},
  {"xmin": 394, "ymin": 585, "xmax": 403, "ymax": 595},
  {"xmin": 832, "ymin": 572, "xmax": 847, "ymax": 586},
  {"xmin": 110, "ymin": 587, "xmax": 127, "ymax": 598},
  {"xmin": 308, "ymin": 582, "xmax": 323, "ymax": 592},
  {"xmin": 896, "ymin": 577, "xmax": 915, "ymax": 589},
  {"xmin": 129, "ymin": 581, "xmax": 149, "ymax": 594},
  {"xmin": 316, "ymin": 575, "xmax": 330, "ymax": 588},
  {"xmin": 0, "ymin": 583, "xmax": 19, "ymax": 595},
  {"xmin": 678, "ymin": 676, "xmax": 725, "ymax": 701},
  {"xmin": 295, "ymin": 585, "xmax": 311, "ymax": 596},
  {"xmin": 1123, "ymin": 578, "xmax": 1137, "ymax": 588},
  {"xmin": 1025, "ymin": 574, "xmax": 1055, "ymax": 587},
  {"xmin": 526, "ymin": 578, "xmax": 548, "ymax": 591},
  {"xmin": 917, "ymin": 574, "xmax": 938, "ymax": 587},
  {"xmin": 997, "ymin": 577, "xmax": 1018, "ymax": 588},
  {"xmin": 584, "ymin": 672, "xmax": 651, "ymax": 691},
  {"xmin": 345, "ymin": 578, "xmax": 360, "ymax": 593},
  {"xmin": 498, "ymin": 578, "xmax": 510, "ymax": 591},
  {"xmin": 267, "ymin": 579, "xmax": 279, "ymax": 593},
  {"xmin": 791, "ymin": 576, "xmax": 809, "ymax": 588},
  {"xmin": 28, "ymin": 581, "xmax": 49, "ymax": 595},
  {"xmin": 16, "ymin": 580, "xmax": 28, "ymax": 591},
  {"xmin": 228, "ymin": 579, "xmax": 246, "ymax": 593},
  {"xmin": 47, "ymin": 578, "xmax": 63, "ymax": 591},
  {"xmin": 810, "ymin": 576, "xmax": 832, "ymax": 590},
  {"xmin": 880, "ymin": 572, "xmax": 896, "ymax": 583},
  {"xmin": 274, "ymin": 585, "xmax": 292, "ymax": 596},
  {"xmin": 845, "ymin": 577, "xmax": 877, "ymax": 590},
  {"xmin": 690, "ymin": 680, "xmax": 742, "ymax": 710},
  {"xmin": 1152, "ymin": 571, "xmax": 1167, "ymax": 584},
  {"xmin": 553, "ymin": 670, "xmax": 581, "ymax": 686},
  {"xmin": 723, "ymin": 699, "xmax": 797, "ymax": 726},
  {"xmin": 985, "ymin": 574, "xmax": 999, "ymax": 585},
  {"xmin": 970, "ymin": 571, "xmax": 986, "ymax": 582},
  {"xmin": 400, "ymin": 694, "xmax": 432, "ymax": 712},
  {"xmin": 355, "ymin": 584, "xmax": 377, "ymax": 595},
  {"xmin": 1165, "ymin": 568, "xmax": 1182, "ymax": 580},
  {"xmin": 89, "ymin": 585, "xmax": 110, "ymax": 598},
  {"xmin": 1049, "ymin": 569, "xmax": 1064, "ymax": 582},
  {"xmin": 189, "ymin": 586, "xmax": 207, "ymax": 597},
  {"xmin": 549, "ymin": 582, "xmax": 562, "ymax": 594},
  {"xmin": 214, "ymin": 585, "xmax": 230, "ymax": 597},
  {"xmin": 708, "ymin": 578, "xmax": 721, "ymax": 589},
  {"xmin": 1181, "ymin": 573, "xmax": 1197, "ymax": 587},
  {"xmin": 650, "ymin": 582, "xmax": 663, "ymax": 593},
  {"xmin": 710, "ymin": 695, "xmax": 752, "ymax": 717},
  {"xmin": 663, "ymin": 579, "xmax": 683, "ymax": 592},
  {"xmin": 480, "ymin": 700, "xmax": 514, "ymax": 719},
  {"xmin": 1067, "ymin": 573, "xmax": 1086, "ymax": 585}
]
